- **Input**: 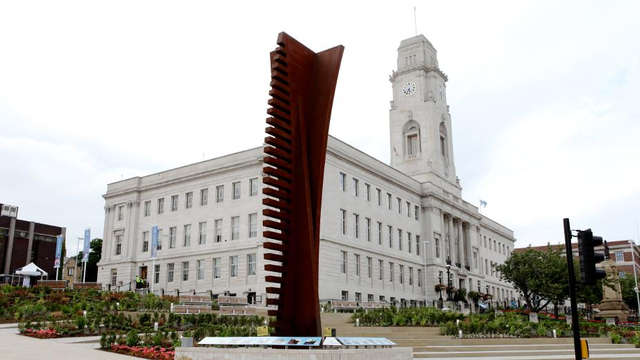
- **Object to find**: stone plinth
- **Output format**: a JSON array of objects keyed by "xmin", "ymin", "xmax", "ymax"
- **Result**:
[
  {"xmin": 175, "ymin": 347, "xmax": 413, "ymax": 360},
  {"xmin": 598, "ymin": 260, "xmax": 629, "ymax": 321}
]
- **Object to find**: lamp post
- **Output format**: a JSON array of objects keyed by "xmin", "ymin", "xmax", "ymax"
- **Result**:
[
  {"xmin": 446, "ymin": 263, "xmax": 452, "ymax": 301},
  {"xmin": 423, "ymin": 240, "xmax": 429, "ymax": 307},
  {"xmin": 629, "ymin": 240, "xmax": 640, "ymax": 323},
  {"xmin": 438, "ymin": 274, "xmax": 443, "ymax": 308},
  {"xmin": 486, "ymin": 285, "xmax": 491, "ymax": 309}
]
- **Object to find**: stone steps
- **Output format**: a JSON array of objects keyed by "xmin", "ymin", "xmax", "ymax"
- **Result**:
[{"xmin": 412, "ymin": 343, "xmax": 640, "ymax": 359}]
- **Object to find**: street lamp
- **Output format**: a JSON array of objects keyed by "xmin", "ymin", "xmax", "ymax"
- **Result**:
[
  {"xmin": 629, "ymin": 240, "xmax": 640, "ymax": 322},
  {"xmin": 423, "ymin": 240, "xmax": 429, "ymax": 307},
  {"xmin": 438, "ymin": 274, "xmax": 443, "ymax": 307},
  {"xmin": 446, "ymin": 263, "xmax": 452, "ymax": 301}
]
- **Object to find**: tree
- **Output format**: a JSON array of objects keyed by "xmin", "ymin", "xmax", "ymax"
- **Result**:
[
  {"xmin": 619, "ymin": 273, "xmax": 639, "ymax": 311},
  {"xmin": 497, "ymin": 246, "xmax": 567, "ymax": 312},
  {"xmin": 75, "ymin": 239, "xmax": 102, "ymax": 282},
  {"xmin": 56, "ymin": 238, "xmax": 66, "ymax": 280}
]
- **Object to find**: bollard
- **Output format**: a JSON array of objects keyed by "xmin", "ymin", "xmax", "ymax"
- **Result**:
[
  {"xmin": 356, "ymin": 318, "xmax": 360, "ymax": 327},
  {"xmin": 181, "ymin": 336, "xmax": 194, "ymax": 348},
  {"xmin": 553, "ymin": 329, "xmax": 557, "ymax": 338},
  {"xmin": 458, "ymin": 330, "xmax": 463, "ymax": 339},
  {"xmin": 154, "ymin": 322, "xmax": 159, "ymax": 331},
  {"xmin": 456, "ymin": 319, "xmax": 460, "ymax": 327},
  {"xmin": 83, "ymin": 310, "xmax": 87, "ymax": 318}
]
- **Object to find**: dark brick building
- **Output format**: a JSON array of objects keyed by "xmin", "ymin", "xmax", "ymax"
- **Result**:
[{"xmin": 0, "ymin": 203, "xmax": 66, "ymax": 279}]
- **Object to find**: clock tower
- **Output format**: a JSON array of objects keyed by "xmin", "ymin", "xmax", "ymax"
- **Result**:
[{"xmin": 389, "ymin": 35, "xmax": 461, "ymax": 196}]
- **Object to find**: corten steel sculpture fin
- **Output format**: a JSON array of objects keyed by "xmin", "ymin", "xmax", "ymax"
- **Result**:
[{"xmin": 262, "ymin": 32, "xmax": 344, "ymax": 336}]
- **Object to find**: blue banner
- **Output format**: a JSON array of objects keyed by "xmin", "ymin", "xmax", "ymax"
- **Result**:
[
  {"xmin": 151, "ymin": 226, "xmax": 158, "ymax": 258},
  {"xmin": 82, "ymin": 229, "xmax": 91, "ymax": 262},
  {"xmin": 54, "ymin": 235, "xmax": 63, "ymax": 268}
]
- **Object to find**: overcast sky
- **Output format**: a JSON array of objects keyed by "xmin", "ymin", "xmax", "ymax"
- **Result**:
[{"xmin": 1, "ymin": 1, "xmax": 639, "ymax": 255}]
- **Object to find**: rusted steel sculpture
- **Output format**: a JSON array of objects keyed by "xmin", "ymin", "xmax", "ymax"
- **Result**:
[{"xmin": 262, "ymin": 32, "xmax": 344, "ymax": 336}]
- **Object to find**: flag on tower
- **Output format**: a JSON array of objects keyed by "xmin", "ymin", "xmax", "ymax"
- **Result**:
[{"xmin": 479, "ymin": 200, "xmax": 487, "ymax": 208}]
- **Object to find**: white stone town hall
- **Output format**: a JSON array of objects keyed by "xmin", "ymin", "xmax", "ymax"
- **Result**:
[{"xmin": 97, "ymin": 34, "xmax": 517, "ymax": 307}]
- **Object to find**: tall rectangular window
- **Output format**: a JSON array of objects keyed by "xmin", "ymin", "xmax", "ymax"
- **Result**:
[
  {"xmin": 231, "ymin": 216, "xmax": 240, "ymax": 240},
  {"xmin": 398, "ymin": 229, "xmax": 403, "ymax": 250},
  {"xmin": 389, "ymin": 262, "xmax": 394, "ymax": 283},
  {"xmin": 387, "ymin": 193, "xmax": 392, "ymax": 210},
  {"xmin": 399, "ymin": 264, "xmax": 403, "ymax": 284},
  {"xmin": 415, "ymin": 205, "xmax": 420, "ymax": 220},
  {"xmin": 157, "ymin": 229, "xmax": 162, "ymax": 250},
  {"xmin": 183, "ymin": 224, "xmax": 191, "ymax": 247},
  {"xmin": 249, "ymin": 178, "xmax": 258, "ymax": 196},
  {"xmin": 418, "ymin": 269, "xmax": 422, "ymax": 287},
  {"xmin": 230, "ymin": 256, "xmax": 238, "ymax": 277},
  {"xmin": 232, "ymin": 181, "xmax": 241, "ymax": 199},
  {"xmin": 416, "ymin": 235, "xmax": 421, "ymax": 256},
  {"xmin": 213, "ymin": 258, "xmax": 221, "ymax": 279},
  {"xmin": 154, "ymin": 264, "xmax": 160, "ymax": 284},
  {"xmin": 197, "ymin": 260, "xmax": 205, "ymax": 280},
  {"xmin": 615, "ymin": 251, "xmax": 624, "ymax": 262},
  {"xmin": 352, "ymin": 178, "xmax": 359, "ymax": 197},
  {"xmin": 406, "ymin": 201, "xmax": 411, "ymax": 217},
  {"xmin": 378, "ymin": 259, "xmax": 384, "ymax": 280},
  {"xmin": 185, "ymin": 192, "xmax": 193, "ymax": 209},
  {"xmin": 397, "ymin": 197, "xmax": 402, "ymax": 214},
  {"xmin": 249, "ymin": 213, "xmax": 257, "ymax": 238},
  {"xmin": 144, "ymin": 201, "xmax": 151, "ymax": 216},
  {"xmin": 199, "ymin": 222, "xmax": 207, "ymax": 245},
  {"xmin": 171, "ymin": 195, "xmax": 178, "ymax": 211},
  {"xmin": 167, "ymin": 263, "xmax": 174, "ymax": 282},
  {"xmin": 365, "ymin": 184, "xmax": 371, "ymax": 201},
  {"xmin": 200, "ymin": 188, "xmax": 208, "ymax": 206},
  {"xmin": 182, "ymin": 261, "xmax": 189, "ymax": 281},
  {"xmin": 216, "ymin": 185, "xmax": 224, "ymax": 203},
  {"xmin": 408, "ymin": 232, "xmax": 412, "ymax": 253},
  {"xmin": 367, "ymin": 257, "xmax": 372, "ymax": 278},
  {"xmin": 408, "ymin": 134, "xmax": 418, "ymax": 156},
  {"xmin": 110, "ymin": 269, "xmax": 117, "ymax": 286},
  {"xmin": 388, "ymin": 225, "xmax": 393, "ymax": 248},
  {"xmin": 376, "ymin": 188, "xmax": 382, "ymax": 206},
  {"xmin": 339, "ymin": 172, "xmax": 346, "ymax": 191},
  {"xmin": 377, "ymin": 222, "xmax": 382, "ymax": 245},
  {"xmin": 157, "ymin": 198, "xmax": 164, "ymax": 214},
  {"xmin": 436, "ymin": 238, "xmax": 440, "ymax": 258},
  {"xmin": 355, "ymin": 254, "xmax": 361, "ymax": 276},
  {"xmin": 142, "ymin": 231, "xmax": 149, "ymax": 252},
  {"xmin": 247, "ymin": 254, "xmax": 256, "ymax": 275},
  {"xmin": 409, "ymin": 266, "xmax": 413, "ymax": 286},
  {"xmin": 115, "ymin": 234, "xmax": 122, "ymax": 255},
  {"xmin": 341, "ymin": 251, "xmax": 347, "ymax": 274},
  {"xmin": 169, "ymin": 227, "xmax": 176, "ymax": 248},
  {"xmin": 365, "ymin": 218, "xmax": 371, "ymax": 242},
  {"xmin": 117, "ymin": 206, "xmax": 123, "ymax": 221},
  {"xmin": 340, "ymin": 209, "xmax": 347, "ymax": 235},
  {"xmin": 353, "ymin": 213, "xmax": 360, "ymax": 239},
  {"xmin": 214, "ymin": 219, "xmax": 223, "ymax": 242}
]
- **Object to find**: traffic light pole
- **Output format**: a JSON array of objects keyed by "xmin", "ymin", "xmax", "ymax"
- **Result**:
[{"xmin": 564, "ymin": 218, "xmax": 582, "ymax": 360}]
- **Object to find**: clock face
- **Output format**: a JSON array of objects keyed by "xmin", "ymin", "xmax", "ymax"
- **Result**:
[
  {"xmin": 402, "ymin": 82, "xmax": 416, "ymax": 96},
  {"xmin": 438, "ymin": 85, "xmax": 445, "ymax": 99}
]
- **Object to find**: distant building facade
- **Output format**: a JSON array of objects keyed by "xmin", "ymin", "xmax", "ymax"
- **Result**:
[
  {"xmin": 97, "ymin": 35, "xmax": 518, "ymax": 306},
  {"xmin": 0, "ymin": 203, "xmax": 66, "ymax": 280}
]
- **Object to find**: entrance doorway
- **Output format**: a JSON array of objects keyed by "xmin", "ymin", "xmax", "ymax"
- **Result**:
[{"xmin": 139, "ymin": 266, "xmax": 148, "ymax": 281}]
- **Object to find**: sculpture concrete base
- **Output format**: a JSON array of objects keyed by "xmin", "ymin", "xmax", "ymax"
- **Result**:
[
  {"xmin": 175, "ymin": 347, "xmax": 413, "ymax": 360},
  {"xmin": 599, "ymin": 300, "xmax": 629, "ymax": 321}
]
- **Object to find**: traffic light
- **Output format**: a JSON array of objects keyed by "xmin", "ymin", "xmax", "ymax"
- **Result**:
[{"xmin": 578, "ymin": 229, "xmax": 606, "ymax": 285}]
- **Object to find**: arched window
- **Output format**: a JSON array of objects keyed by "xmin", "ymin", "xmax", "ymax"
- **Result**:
[
  {"xmin": 403, "ymin": 120, "xmax": 421, "ymax": 159},
  {"xmin": 439, "ymin": 122, "xmax": 447, "ymax": 157}
]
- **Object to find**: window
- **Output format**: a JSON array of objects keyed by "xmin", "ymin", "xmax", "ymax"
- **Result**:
[
  {"xmin": 110, "ymin": 269, "xmax": 117, "ymax": 286},
  {"xmin": 615, "ymin": 251, "xmax": 624, "ymax": 262},
  {"xmin": 232, "ymin": 181, "xmax": 241, "ymax": 199},
  {"xmin": 365, "ymin": 184, "xmax": 371, "ymax": 201},
  {"xmin": 341, "ymin": 251, "xmax": 347, "ymax": 274},
  {"xmin": 341, "ymin": 291, "xmax": 349, "ymax": 301},
  {"xmin": 388, "ymin": 225, "xmax": 393, "ymax": 248},
  {"xmin": 355, "ymin": 292, "xmax": 362, "ymax": 303},
  {"xmin": 377, "ymin": 222, "xmax": 382, "ymax": 245},
  {"xmin": 340, "ymin": 209, "xmax": 347, "ymax": 235},
  {"xmin": 167, "ymin": 263, "xmax": 174, "ymax": 282},
  {"xmin": 214, "ymin": 219, "xmax": 223, "ymax": 242},
  {"xmin": 398, "ymin": 229, "xmax": 403, "ymax": 250},
  {"xmin": 406, "ymin": 201, "xmax": 411, "ymax": 217},
  {"xmin": 489, "ymin": 238, "xmax": 492, "ymax": 250},
  {"xmin": 503, "ymin": 244, "xmax": 506, "ymax": 255},
  {"xmin": 494, "ymin": 240, "xmax": 497, "ymax": 251},
  {"xmin": 339, "ymin": 172, "xmax": 346, "ymax": 191},
  {"xmin": 144, "ymin": 201, "xmax": 151, "ymax": 216},
  {"xmin": 408, "ymin": 232, "xmax": 412, "ymax": 253},
  {"xmin": 115, "ymin": 234, "xmax": 122, "ymax": 255},
  {"xmin": 185, "ymin": 192, "xmax": 193, "ymax": 209},
  {"xmin": 397, "ymin": 197, "xmax": 402, "ymax": 214},
  {"xmin": 498, "ymin": 242, "xmax": 502, "ymax": 254},
  {"xmin": 378, "ymin": 260, "xmax": 384, "ymax": 280},
  {"xmin": 416, "ymin": 235, "xmax": 421, "ymax": 256},
  {"xmin": 249, "ymin": 178, "xmax": 258, "ymax": 196},
  {"xmin": 183, "ymin": 224, "xmax": 191, "ymax": 247},
  {"xmin": 485, "ymin": 259, "xmax": 488, "ymax": 275},
  {"xmin": 473, "ymin": 251, "xmax": 478, "ymax": 269},
  {"xmin": 171, "ymin": 195, "xmax": 178, "ymax": 211},
  {"xmin": 199, "ymin": 222, "xmax": 207, "ymax": 245},
  {"xmin": 367, "ymin": 257, "xmax": 372, "ymax": 278},
  {"xmin": 154, "ymin": 265, "xmax": 160, "ymax": 284},
  {"xmin": 213, "ymin": 258, "xmax": 221, "ymax": 279},
  {"xmin": 182, "ymin": 261, "xmax": 189, "ymax": 281},
  {"xmin": 418, "ymin": 269, "xmax": 422, "ymax": 287},
  {"xmin": 376, "ymin": 188, "xmax": 382, "ymax": 205},
  {"xmin": 352, "ymin": 178, "xmax": 359, "ymax": 197},
  {"xmin": 355, "ymin": 254, "xmax": 361, "ymax": 276},
  {"xmin": 216, "ymin": 185, "xmax": 224, "ymax": 203},
  {"xmin": 368, "ymin": 294, "xmax": 374, "ymax": 302},
  {"xmin": 365, "ymin": 218, "xmax": 371, "ymax": 242},
  {"xmin": 389, "ymin": 262, "xmax": 394, "ymax": 282},
  {"xmin": 157, "ymin": 198, "xmax": 164, "ymax": 214},
  {"xmin": 484, "ymin": 235, "xmax": 487, "ymax": 248},
  {"xmin": 67, "ymin": 267, "xmax": 74, "ymax": 276},
  {"xmin": 436, "ymin": 238, "xmax": 440, "ymax": 258},
  {"xmin": 200, "ymin": 188, "xmax": 208, "ymax": 206},
  {"xmin": 197, "ymin": 260, "xmax": 205, "ymax": 280},
  {"xmin": 157, "ymin": 229, "xmax": 162, "ymax": 250},
  {"xmin": 353, "ymin": 214, "xmax": 360, "ymax": 239},
  {"xmin": 415, "ymin": 205, "xmax": 419, "ymax": 220},
  {"xmin": 248, "ymin": 254, "xmax": 256, "ymax": 275},
  {"xmin": 399, "ymin": 265, "xmax": 404, "ymax": 284},
  {"xmin": 409, "ymin": 266, "xmax": 413, "ymax": 285},
  {"xmin": 231, "ymin": 216, "xmax": 239, "ymax": 240},
  {"xmin": 249, "ymin": 213, "xmax": 257, "ymax": 238},
  {"xmin": 169, "ymin": 227, "xmax": 176, "ymax": 248},
  {"xmin": 407, "ymin": 133, "xmax": 419, "ymax": 156},
  {"xmin": 230, "ymin": 256, "xmax": 238, "ymax": 277},
  {"xmin": 439, "ymin": 122, "xmax": 448, "ymax": 157},
  {"xmin": 142, "ymin": 231, "xmax": 149, "ymax": 252},
  {"xmin": 387, "ymin": 193, "xmax": 392, "ymax": 210},
  {"xmin": 117, "ymin": 205, "xmax": 124, "ymax": 221}
]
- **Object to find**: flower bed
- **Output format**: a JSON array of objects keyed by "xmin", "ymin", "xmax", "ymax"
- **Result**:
[
  {"xmin": 21, "ymin": 328, "xmax": 61, "ymax": 339},
  {"xmin": 108, "ymin": 344, "xmax": 175, "ymax": 360}
]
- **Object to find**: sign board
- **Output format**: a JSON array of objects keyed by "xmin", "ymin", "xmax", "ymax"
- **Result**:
[
  {"xmin": 322, "ymin": 337, "xmax": 341, "ymax": 346},
  {"xmin": 257, "ymin": 326, "xmax": 269, "ymax": 337},
  {"xmin": 54, "ymin": 235, "xmax": 63, "ymax": 268},
  {"xmin": 322, "ymin": 327, "xmax": 333, "ymax": 337},
  {"xmin": 337, "ymin": 337, "xmax": 396, "ymax": 346},
  {"xmin": 150, "ymin": 226, "xmax": 158, "ymax": 258},
  {"xmin": 529, "ymin": 312, "xmax": 539, "ymax": 323},
  {"xmin": 199, "ymin": 337, "xmax": 322, "ymax": 347},
  {"xmin": 606, "ymin": 318, "xmax": 616, "ymax": 326},
  {"xmin": 566, "ymin": 315, "xmax": 572, "ymax": 325},
  {"xmin": 82, "ymin": 229, "xmax": 91, "ymax": 262},
  {"xmin": 0, "ymin": 204, "xmax": 18, "ymax": 218}
]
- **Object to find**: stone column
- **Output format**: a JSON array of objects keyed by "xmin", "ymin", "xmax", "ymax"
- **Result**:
[
  {"xmin": 457, "ymin": 219, "xmax": 463, "ymax": 267},
  {"xmin": 447, "ymin": 215, "xmax": 454, "ymax": 265},
  {"xmin": 465, "ymin": 223, "xmax": 473, "ymax": 270},
  {"xmin": 25, "ymin": 222, "xmax": 35, "ymax": 265},
  {"xmin": 3, "ymin": 217, "xmax": 17, "ymax": 274}
]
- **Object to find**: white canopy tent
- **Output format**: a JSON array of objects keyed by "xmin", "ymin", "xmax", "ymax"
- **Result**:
[{"xmin": 14, "ymin": 263, "xmax": 48, "ymax": 287}]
